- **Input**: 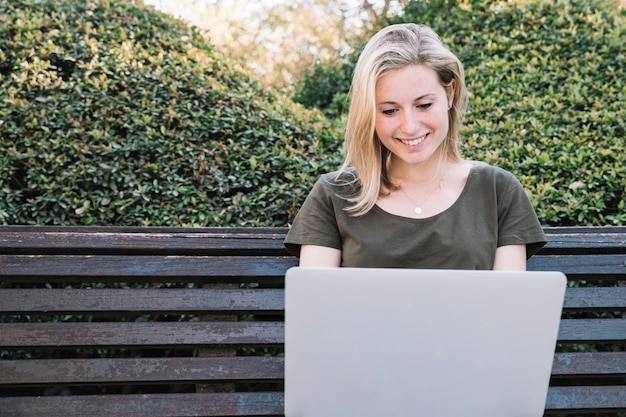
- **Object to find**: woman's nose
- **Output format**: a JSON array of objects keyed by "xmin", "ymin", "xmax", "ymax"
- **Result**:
[{"xmin": 400, "ymin": 110, "xmax": 421, "ymax": 134}]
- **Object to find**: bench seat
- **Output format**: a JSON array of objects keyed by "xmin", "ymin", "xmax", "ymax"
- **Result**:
[{"xmin": 0, "ymin": 225, "xmax": 624, "ymax": 416}]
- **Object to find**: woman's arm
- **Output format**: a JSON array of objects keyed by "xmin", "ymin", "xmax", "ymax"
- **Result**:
[
  {"xmin": 492, "ymin": 244, "xmax": 527, "ymax": 270},
  {"xmin": 300, "ymin": 244, "xmax": 341, "ymax": 267}
]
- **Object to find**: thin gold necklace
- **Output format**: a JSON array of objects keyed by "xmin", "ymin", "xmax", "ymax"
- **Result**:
[{"xmin": 398, "ymin": 177, "xmax": 445, "ymax": 215}]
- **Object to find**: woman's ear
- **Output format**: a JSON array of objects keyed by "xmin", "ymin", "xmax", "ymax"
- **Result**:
[{"xmin": 448, "ymin": 79, "xmax": 457, "ymax": 109}]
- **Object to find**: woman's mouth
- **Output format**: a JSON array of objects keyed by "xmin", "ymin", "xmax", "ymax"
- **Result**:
[{"xmin": 399, "ymin": 133, "xmax": 428, "ymax": 146}]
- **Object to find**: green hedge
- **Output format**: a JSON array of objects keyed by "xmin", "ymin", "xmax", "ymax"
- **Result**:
[
  {"xmin": 1, "ymin": 0, "xmax": 624, "ymax": 227},
  {"xmin": 0, "ymin": 0, "xmax": 342, "ymax": 226}
]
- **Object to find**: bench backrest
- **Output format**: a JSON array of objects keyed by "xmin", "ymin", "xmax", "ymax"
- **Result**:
[{"xmin": 0, "ymin": 225, "xmax": 624, "ymax": 416}]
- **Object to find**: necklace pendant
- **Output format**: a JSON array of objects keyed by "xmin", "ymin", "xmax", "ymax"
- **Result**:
[{"xmin": 414, "ymin": 206, "xmax": 423, "ymax": 214}]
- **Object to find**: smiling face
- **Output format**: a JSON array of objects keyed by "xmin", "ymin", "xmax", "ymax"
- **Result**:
[{"xmin": 375, "ymin": 64, "xmax": 454, "ymax": 172}]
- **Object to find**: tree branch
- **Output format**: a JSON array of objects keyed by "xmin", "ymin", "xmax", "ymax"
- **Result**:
[{"xmin": 362, "ymin": 0, "xmax": 378, "ymax": 22}]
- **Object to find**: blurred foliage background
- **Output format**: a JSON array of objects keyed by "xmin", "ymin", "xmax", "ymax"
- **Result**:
[{"xmin": 0, "ymin": 0, "xmax": 624, "ymax": 227}]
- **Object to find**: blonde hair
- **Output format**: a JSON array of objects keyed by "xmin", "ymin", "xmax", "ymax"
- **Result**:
[{"xmin": 338, "ymin": 23, "xmax": 468, "ymax": 216}]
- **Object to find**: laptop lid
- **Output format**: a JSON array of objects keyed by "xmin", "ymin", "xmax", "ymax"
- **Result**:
[{"xmin": 285, "ymin": 267, "xmax": 566, "ymax": 417}]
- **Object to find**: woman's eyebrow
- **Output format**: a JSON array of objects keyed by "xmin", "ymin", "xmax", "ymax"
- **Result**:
[{"xmin": 376, "ymin": 93, "xmax": 437, "ymax": 106}]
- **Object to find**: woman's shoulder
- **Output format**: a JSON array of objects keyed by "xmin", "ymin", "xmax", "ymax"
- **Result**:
[
  {"xmin": 467, "ymin": 161, "xmax": 520, "ymax": 184},
  {"xmin": 315, "ymin": 167, "xmax": 361, "ymax": 194},
  {"xmin": 318, "ymin": 167, "xmax": 358, "ymax": 183},
  {"xmin": 300, "ymin": 168, "xmax": 359, "ymax": 214}
]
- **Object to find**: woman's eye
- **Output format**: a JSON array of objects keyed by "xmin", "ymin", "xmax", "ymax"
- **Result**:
[
  {"xmin": 382, "ymin": 109, "xmax": 397, "ymax": 115},
  {"xmin": 418, "ymin": 103, "xmax": 432, "ymax": 110}
]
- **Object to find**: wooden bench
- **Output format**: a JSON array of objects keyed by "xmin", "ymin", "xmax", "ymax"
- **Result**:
[{"xmin": 0, "ymin": 225, "xmax": 624, "ymax": 417}]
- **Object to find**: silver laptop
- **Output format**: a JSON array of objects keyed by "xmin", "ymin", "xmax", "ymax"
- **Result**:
[{"xmin": 285, "ymin": 267, "xmax": 566, "ymax": 417}]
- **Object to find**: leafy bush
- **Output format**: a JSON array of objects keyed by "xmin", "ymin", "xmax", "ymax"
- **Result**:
[
  {"xmin": 293, "ymin": 54, "xmax": 357, "ymax": 119},
  {"xmin": 0, "ymin": 0, "xmax": 342, "ymax": 226},
  {"xmin": 1, "ymin": 0, "xmax": 624, "ymax": 227},
  {"xmin": 297, "ymin": 0, "xmax": 625, "ymax": 226}
]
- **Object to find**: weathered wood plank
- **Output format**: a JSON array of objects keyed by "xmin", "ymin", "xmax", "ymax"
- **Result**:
[
  {"xmin": 1, "ymin": 387, "xmax": 624, "ymax": 416},
  {"xmin": 551, "ymin": 352, "xmax": 626, "ymax": 376},
  {"xmin": 2, "ymin": 287, "xmax": 623, "ymax": 314},
  {"xmin": 540, "ymin": 226, "xmax": 626, "ymax": 254},
  {"xmin": 562, "ymin": 287, "xmax": 626, "ymax": 310},
  {"xmin": 2, "ymin": 319, "xmax": 622, "ymax": 347},
  {"xmin": 0, "ymin": 322, "xmax": 284, "ymax": 348},
  {"xmin": 527, "ymin": 254, "xmax": 626, "ymax": 277},
  {"xmin": 0, "ymin": 392, "xmax": 284, "ymax": 417},
  {"xmin": 0, "ymin": 255, "xmax": 297, "ymax": 278},
  {"xmin": 0, "ymin": 288, "xmax": 285, "ymax": 314},
  {"xmin": 4, "ymin": 353, "xmax": 624, "ymax": 385},
  {"xmin": 2, "ymin": 226, "xmax": 624, "ymax": 255},
  {"xmin": 557, "ymin": 319, "xmax": 626, "ymax": 342},
  {"xmin": 0, "ymin": 357, "xmax": 284, "ymax": 385},
  {"xmin": 0, "ymin": 227, "xmax": 290, "ymax": 255},
  {"xmin": 545, "ymin": 386, "xmax": 626, "ymax": 411},
  {"xmin": 6, "ymin": 253, "xmax": 622, "ymax": 277},
  {"xmin": 1, "ymin": 226, "xmax": 625, "ymax": 254}
]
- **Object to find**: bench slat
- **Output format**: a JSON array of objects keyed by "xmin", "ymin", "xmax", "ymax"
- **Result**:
[
  {"xmin": 0, "ymin": 288, "xmax": 285, "ymax": 314},
  {"xmin": 527, "ymin": 254, "xmax": 626, "ymax": 277},
  {"xmin": 3, "ymin": 353, "xmax": 623, "ymax": 385},
  {"xmin": 3, "ymin": 319, "xmax": 622, "ymax": 347},
  {"xmin": 0, "ymin": 322, "xmax": 284, "ymax": 348},
  {"xmin": 557, "ymin": 319, "xmax": 626, "ymax": 342},
  {"xmin": 1, "ymin": 388, "xmax": 624, "ymax": 416},
  {"xmin": 0, "ymin": 357, "xmax": 284, "ymax": 385},
  {"xmin": 563, "ymin": 287, "xmax": 626, "ymax": 310},
  {"xmin": 1, "ymin": 226, "xmax": 624, "ymax": 254},
  {"xmin": 0, "ymin": 255, "xmax": 297, "ymax": 279},
  {"xmin": 1, "ymin": 287, "xmax": 623, "ymax": 314},
  {"xmin": 552, "ymin": 352, "xmax": 626, "ymax": 376},
  {"xmin": 0, "ymin": 392, "xmax": 284, "ymax": 417},
  {"xmin": 545, "ymin": 386, "xmax": 626, "ymax": 411},
  {"xmin": 541, "ymin": 226, "xmax": 626, "ymax": 254},
  {"xmin": 2, "ymin": 319, "xmax": 621, "ymax": 347},
  {"xmin": 4, "ymin": 253, "xmax": 625, "ymax": 278},
  {"xmin": 0, "ymin": 227, "xmax": 289, "ymax": 254}
]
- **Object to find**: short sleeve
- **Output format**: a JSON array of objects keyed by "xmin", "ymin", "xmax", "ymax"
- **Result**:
[
  {"xmin": 495, "ymin": 170, "xmax": 547, "ymax": 258},
  {"xmin": 284, "ymin": 175, "xmax": 343, "ymax": 257}
]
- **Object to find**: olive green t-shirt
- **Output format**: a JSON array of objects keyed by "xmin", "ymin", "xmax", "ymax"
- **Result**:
[{"xmin": 284, "ymin": 163, "xmax": 546, "ymax": 269}]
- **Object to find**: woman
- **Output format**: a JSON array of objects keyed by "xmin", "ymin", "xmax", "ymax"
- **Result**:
[{"xmin": 284, "ymin": 23, "xmax": 546, "ymax": 269}]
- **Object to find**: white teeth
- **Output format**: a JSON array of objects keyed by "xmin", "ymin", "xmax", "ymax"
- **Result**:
[{"xmin": 400, "ymin": 134, "xmax": 426, "ymax": 146}]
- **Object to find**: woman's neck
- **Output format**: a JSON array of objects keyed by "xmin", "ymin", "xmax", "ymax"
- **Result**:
[{"xmin": 389, "ymin": 156, "xmax": 450, "ymax": 186}]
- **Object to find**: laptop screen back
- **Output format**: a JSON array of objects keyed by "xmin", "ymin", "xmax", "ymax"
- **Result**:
[{"xmin": 285, "ymin": 267, "xmax": 566, "ymax": 417}]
